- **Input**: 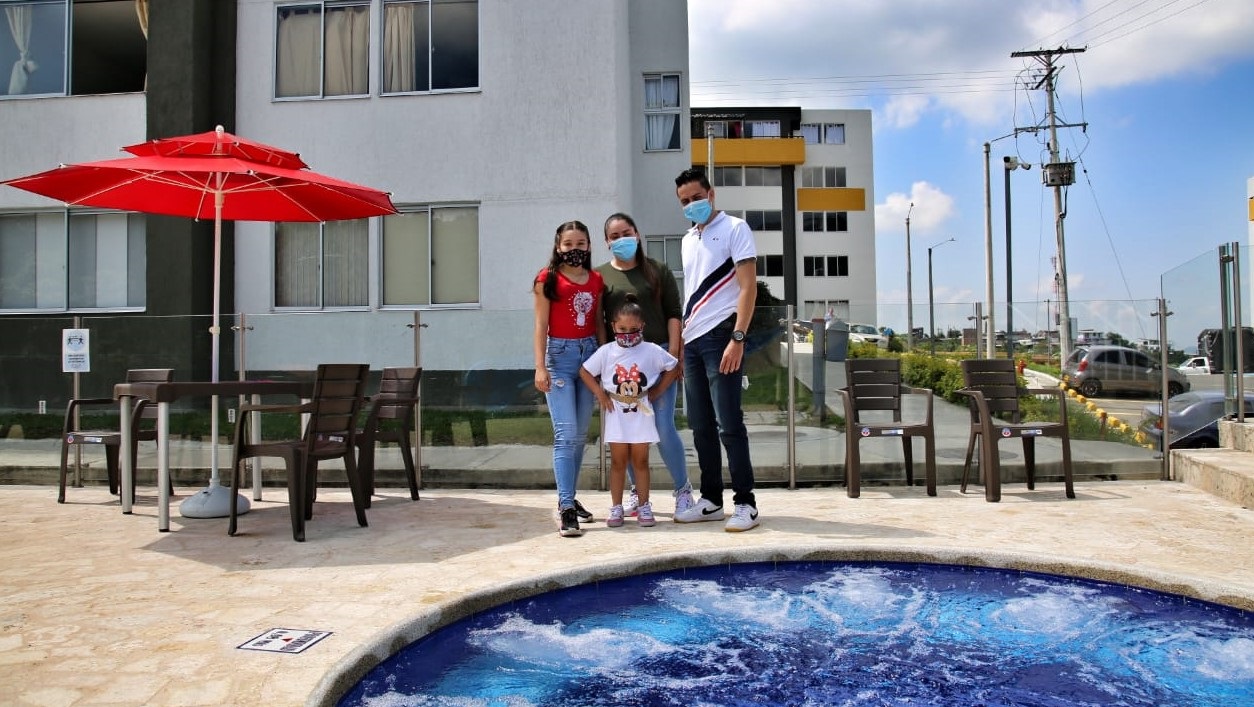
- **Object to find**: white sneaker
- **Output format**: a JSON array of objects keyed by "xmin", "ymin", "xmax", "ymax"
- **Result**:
[
  {"xmin": 623, "ymin": 487, "xmax": 639, "ymax": 517},
  {"xmin": 724, "ymin": 504, "xmax": 760, "ymax": 532},
  {"xmin": 673, "ymin": 484, "xmax": 696, "ymax": 515},
  {"xmin": 674, "ymin": 498, "xmax": 724, "ymax": 523}
]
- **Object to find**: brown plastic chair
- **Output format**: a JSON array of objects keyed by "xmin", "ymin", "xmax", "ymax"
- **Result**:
[
  {"xmin": 836, "ymin": 358, "xmax": 936, "ymax": 497},
  {"xmin": 958, "ymin": 359, "xmax": 1075, "ymax": 502},
  {"xmin": 227, "ymin": 363, "xmax": 370, "ymax": 542},
  {"xmin": 356, "ymin": 366, "xmax": 422, "ymax": 506},
  {"xmin": 59, "ymin": 368, "xmax": 174, "ymax": 503}
]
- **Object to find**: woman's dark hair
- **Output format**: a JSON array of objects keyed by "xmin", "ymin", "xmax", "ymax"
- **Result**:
[
  {"xmin": 613, "ymin": 292, "xmax": 645, "ymax": 324},
  {"xmin": 541, "ymin": 220, "xmax": 590, "ymax": 301},
  {"xmin": 603, "ymin": 212, "xmax": 661, "ymax": 305}
]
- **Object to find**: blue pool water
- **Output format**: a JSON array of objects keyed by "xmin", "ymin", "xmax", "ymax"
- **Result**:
[{"xmin": 339, "ymin": 561, "xmax": 1254, "ymax": 706}]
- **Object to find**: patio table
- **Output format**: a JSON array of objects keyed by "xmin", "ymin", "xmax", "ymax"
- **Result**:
[{"xmin": 114, "ymin": 380, "xmax": 312, "ymax": 531}]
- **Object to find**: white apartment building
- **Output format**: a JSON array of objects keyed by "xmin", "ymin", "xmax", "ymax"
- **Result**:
[
  {"xmin": 689, "ymin": 107, "xmax": 876, "ymax": 325},
  {"xmin": 0, "ymin": 0, "xmax": 693, "ymax": 406}
]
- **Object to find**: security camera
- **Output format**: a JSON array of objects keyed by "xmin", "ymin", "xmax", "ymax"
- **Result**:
[{"xmin": 1003, "ymin": 156, "xmax": 1031, "ymax": 171}]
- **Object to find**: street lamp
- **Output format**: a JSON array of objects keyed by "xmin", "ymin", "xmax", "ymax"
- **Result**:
[
  {"xmin": 1004, "ymin": 155, "xmax": 1031, "ymax": 360},
  {"xmin": 928, "ymin": 237, "xmax": 955, "ymax": 356},
  {"xmin": 905, "ymin": 202, "xmax": 914, "ymax": 351}
]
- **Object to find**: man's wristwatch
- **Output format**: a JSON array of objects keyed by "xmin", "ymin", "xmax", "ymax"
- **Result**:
[{"xmin": 731, "ymin": 329, "xmax": 747, "ymax": 343}]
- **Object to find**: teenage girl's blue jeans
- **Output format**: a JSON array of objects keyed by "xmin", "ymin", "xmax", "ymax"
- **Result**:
[
  {"xmin": 545, "ymin": 335, "xmax": 598, "ymax": 510},
  {"xmin": 684, "ymin": 322, "xmax": 756, "ymax": 508}
]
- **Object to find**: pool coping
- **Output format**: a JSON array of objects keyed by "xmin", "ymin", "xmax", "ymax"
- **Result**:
[{"xmin": 307, "ymin": 543, "xmax": 1254, "ymax": 706}]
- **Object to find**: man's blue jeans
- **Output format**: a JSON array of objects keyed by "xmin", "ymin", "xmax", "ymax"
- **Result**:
[
  {"xmin": 544, "ymin": 335, "xmax": 597, "ymax": 510},
  {"xmin": 684, "ymin": 323, "xmax": 756, "ymax": 508}
]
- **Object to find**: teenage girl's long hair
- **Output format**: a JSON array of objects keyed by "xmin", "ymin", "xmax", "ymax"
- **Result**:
[
  {"xmin": 541, "ymin": 220, "xmax": 590, "ymax": 301},
  {"xmin": 603, "ymin": 212, "xmax": 661, "ymax": 306}
]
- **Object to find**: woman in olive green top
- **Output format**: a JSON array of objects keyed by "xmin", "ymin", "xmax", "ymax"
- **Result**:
[{"xmin": 596, "ymin": 213, "xmax": 694, "ymax": 517}]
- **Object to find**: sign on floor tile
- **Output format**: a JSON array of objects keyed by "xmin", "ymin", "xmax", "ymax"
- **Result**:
[{"xmin": 238, "ymin": 628, "xmax": 332, "ymax": 654}]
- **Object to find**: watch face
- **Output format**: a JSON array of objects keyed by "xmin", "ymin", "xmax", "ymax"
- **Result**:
[{"xmin": 732, "ymin": 330, "xmax": 746, "ymax": 342}]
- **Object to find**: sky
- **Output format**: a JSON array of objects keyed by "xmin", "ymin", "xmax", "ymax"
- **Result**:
[{"xmin": 688, "ymin": 0, "xmax": 1254, "ymax": 347}]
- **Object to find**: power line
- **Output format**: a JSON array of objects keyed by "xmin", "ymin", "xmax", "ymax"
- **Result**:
[{"xmin": 1087, "ymin": 0, "xmax": 1214, "ymax": 48}]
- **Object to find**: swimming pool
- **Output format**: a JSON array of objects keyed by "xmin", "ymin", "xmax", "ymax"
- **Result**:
[{"xmin": 337, "ymin": 561, "xmax": 1254, "ymax": 705}]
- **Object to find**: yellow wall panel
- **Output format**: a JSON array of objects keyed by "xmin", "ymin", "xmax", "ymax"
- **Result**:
[
  {"xmin": 691, "ymin": 137, "xmax": 807, "ymax": 166},
  {"xmin": 797, "ymin": 188, "xmax": 867, "ymax": 212}
]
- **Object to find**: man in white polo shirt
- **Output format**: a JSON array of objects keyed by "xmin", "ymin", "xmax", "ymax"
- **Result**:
[{"xmin": 671, "ymin": 168, "xmax": 759, "ymax": 532}]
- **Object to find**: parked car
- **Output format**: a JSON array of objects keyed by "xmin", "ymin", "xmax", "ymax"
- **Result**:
[
  {"xmin": 1177, "ymin": 356, "xmax": 1212, "ymax": 375},
  {"xmin": 1062, "ymin": 345, "xmax": 1189, "ymax": 398},
  {"xmin": 847, "ymin": 323, "xmax": 887, "ymax": 347},
  {"xmin": 1138, "ymin": 390, "xmax": 1254, "ymax": 450}
]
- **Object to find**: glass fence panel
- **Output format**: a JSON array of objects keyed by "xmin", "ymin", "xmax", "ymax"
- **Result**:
[{"xmin": 1157, "ymin": 245, "xmax": 1249, "ymax": 451}]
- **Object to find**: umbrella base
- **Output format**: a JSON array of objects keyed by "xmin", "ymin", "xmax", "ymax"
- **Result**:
[{"xmin": 180, "ymin": 483, "xmax": 250, "ymax": 518}]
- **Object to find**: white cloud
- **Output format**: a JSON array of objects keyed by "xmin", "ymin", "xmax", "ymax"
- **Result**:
[
  {"xmin": 876, "ymin": 182, "xmax": 956, "ymax": 236},
  {"xmin": 689, "ymin": 0, "xmax": 1254, "ymax": 127}
]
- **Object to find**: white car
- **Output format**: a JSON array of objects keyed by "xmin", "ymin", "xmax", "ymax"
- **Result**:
[{"xmin": 847, "ymin": 323, "xmax": 887, "ymax": 347}]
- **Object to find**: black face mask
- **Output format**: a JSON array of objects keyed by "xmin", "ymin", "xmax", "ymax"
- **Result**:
[{"xmin": 557, "ymin": 248, "xmax": 591, "ymax": 269}]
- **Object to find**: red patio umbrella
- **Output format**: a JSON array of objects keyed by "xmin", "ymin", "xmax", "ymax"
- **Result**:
[{"xmin": 2, "ymin": 126, "xmax": 398, "ymax": 517}]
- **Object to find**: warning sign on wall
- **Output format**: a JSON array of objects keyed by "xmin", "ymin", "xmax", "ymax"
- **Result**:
[
  {"xmin": 237, "ymin": 628, "xmax": 332, "ymax": 654},
  {"xmin": 62, "ymin": 328, "xmax": 90, "ymax": 373}
]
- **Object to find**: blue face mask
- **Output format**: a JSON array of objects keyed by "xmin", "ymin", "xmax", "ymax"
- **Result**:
[
  {"xmin": 682, "ymin": 198, "xmax": 712, "ymax": 224},
  {"xmin": 609, "ymin": 237, "xmax": 639, "ymax": 261}
]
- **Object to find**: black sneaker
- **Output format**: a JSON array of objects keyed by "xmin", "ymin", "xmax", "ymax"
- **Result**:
[
  {"xmin": 573, "ymin": 498, "xmax": 594, "ymax": 522},
  {"xmin": 558, "ymin": 507, "xmax": 583, "ymax": 537}
]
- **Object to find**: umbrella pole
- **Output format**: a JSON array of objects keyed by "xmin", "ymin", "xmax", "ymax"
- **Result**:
[{"xmin": 181, "ymin": 186, "xmax": 250, "ymax": 518}]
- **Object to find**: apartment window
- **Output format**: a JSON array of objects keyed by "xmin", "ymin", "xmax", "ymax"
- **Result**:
[
  {"xmin": 803, "ymin": 255, "xmax": 849, "ymax": 277},
  {"xmin": 756, "ymin": 254, "xmax": 784, "ymax": 277},
  {"xmin": 382, "ymin": 0, "xmax": 479, "ymax": 94},
  {"xmin": 801, "ymin": 166, "xmax": 847, "ymax": 188},
  {"xmin": 274, "ymin": 219, "xmax": 369, "ymax": 308},
  {"xmin": 746, "ymin": 120, "xmax": 780, "ymax": 138},
  {"xmin": 744, "ymin": 167, "xmax": 782, "ymax": 187},
  {"xmin": 744, "ymin": 210, "xmax": 782, "ymax": 232},
  {"xmin": 712, "ymin": 167, "xmax": 742, "ymax": 187},
  {"xmin": 805, "ymin": 298, "xmax": 849, "ymax": 320},
  {"xmin": 1, "ymin": 0, "xmax": 147, "ymax": 98},
  {"xmin": 275, "ymin": 2, "xmax": 370, "ymax": 98},
  {"xmin": 802, "ymin": 211, "xmax": 848, "ymax": 232},
  {"xmin": 382, "ymin": 206, "xmax": 479, "ymax": 305},
  {"xmin": 798, "ymin": 123, "xmax": 845, "ymax": 145},
  {"xmin": 704, "ymin": 120, "xmax": 737, "ymax": 138},
  {"xmin": 0, "ymin": 211, "xmax": 145, "ymax": 311},
  {"xmin": 644, "ymin": 73, "xmax": 681, "ymax": 151}
]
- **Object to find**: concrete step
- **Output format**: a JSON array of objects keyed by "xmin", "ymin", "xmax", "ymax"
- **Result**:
[
  {"xmin": 1219, "ymin": 419, "xmax": 1254, "ymax": 454},
  {"xmin": 1172, "ymin": 445, "xmax": 1254, "ymax": 509}
]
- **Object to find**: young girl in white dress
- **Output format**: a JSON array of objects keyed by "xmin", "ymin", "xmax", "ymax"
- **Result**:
[{"xmin": 580, "ymin": 294, "xmax": 680, "ymax": 527}]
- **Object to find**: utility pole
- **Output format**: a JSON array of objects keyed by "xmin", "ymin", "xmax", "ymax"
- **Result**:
[
  {"xmin": 905, "ymin": 202, "xmax": 914, "ymax": 351},
  {"xmin": 1011, "ymin": 46, "xmax": 1085, "ymax": 364}
]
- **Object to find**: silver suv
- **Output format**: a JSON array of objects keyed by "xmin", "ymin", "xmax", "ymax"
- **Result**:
[{"xmin": 1062, "ymin": 345, "xmax": 1189, "ymax": 398}]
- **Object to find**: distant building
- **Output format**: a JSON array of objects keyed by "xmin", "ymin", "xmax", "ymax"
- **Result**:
[{"xmin": 687, "ymin": 107, "xmax": 876, "ymax": 323}]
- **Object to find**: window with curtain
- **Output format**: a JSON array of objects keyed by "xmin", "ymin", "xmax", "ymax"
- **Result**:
[
  {"xmin": 645, "ymin": 235, "xmax": 684, "ymax": 291},
  {"xmin": 644, "ymin": 72, "xmax": 681, "ymax": 151},
  {"xmin": 382, "ymin": 0, "xmax": 479, "ymax": 94},
  {"xmin": 0, "ymin": 210, "xmax": 145, "ymax": 311},
  {"xmin": 823, "ymin": 123, "xmax": 846, "ymax": 144},
  {"xmin": 276, "ymin": 1, "xmax": 370, "ymax": 99},
  {"xmin": 799, "ymin": 123, "xmax": 820, "ymax": 144},
  {"xmin": 746, "ymin": 120, "xmax": 780, "ymax": 138},
  {"xmin": 2, "ymin": 0, "xmax": 146, "ymax": 98},
  {"xmin": 381, "ymin": 206, "xmax": 479, "ymax": 305},
  {"xmin": 274, "ymin": 219, "xmax": 369, "ymax": 308}
]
